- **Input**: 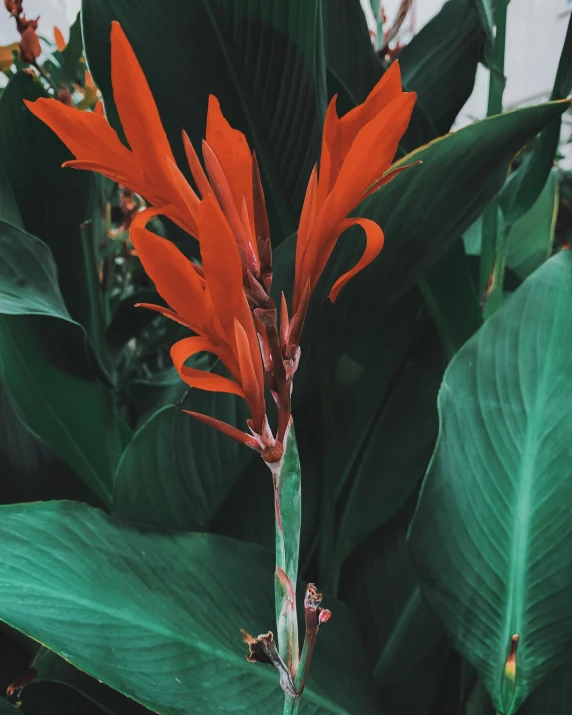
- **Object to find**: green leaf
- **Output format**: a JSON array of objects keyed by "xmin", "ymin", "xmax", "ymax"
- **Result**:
[
  {"xmin": 24, "ymin": 650, "xmax": 153, "ymax": 715},
  {"xmin": 342, "ymin": 509, "xmax": 446, "ymax": 715},
  {"xmin": 59, "ymin": 13, "xmax": 85, "ymax": 84},
  {"xmin": 519, "ymin": 659, "xmax": 572, "ymax": 715},
  {"xmin": 81, "ymin": 0, "xmax": 327, "ymax": 240},
  {"xmin": 0, "ymin": 501, "xmax": 380, "ymax": 715},
  {"xmin": 0, "ymin": 385, "xmax": 91, "ymax": 504},
  {"xmin": 0, "ymin": 220, "xmax": 130, "ymax": 506},
  {"xmin": 505, "ymin": 168, "xmax": 559, "ymax": 279},
  {"xmin": 113, "ymin": 391, "xmax": 250, "ymax": 529},
  {"xmin": 323, "ymin": 0, "xmax": 383, "ymax": 104},
  {"xmin": 398, "ymin": 0, "xmax": 484, "ymax": 140},
  {"xmin": 283, "ymin": 99, "xmax": 570, "ymax": 398},
  {"xmin": 498, "ymin": 13, "xmax": 572, "ymax": 226},
  {"xmin": 419, "ymin": 239, "xmax": 483, "ymax": 360},
  {"xmin": 333, "ymin": 346, "xmax": 440, "ymax": 579},
  {"xmin": 0, "ymin": 73, "xmax": 93, "ymax": 326},
  {"xmin": 409, "ymin": 250, "xmax": 572, "ymax": 713}
]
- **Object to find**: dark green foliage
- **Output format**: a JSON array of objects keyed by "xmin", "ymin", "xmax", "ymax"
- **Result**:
[{"xmin": 0, "ymin": 1, "xmax": 570, "ymax": 713}]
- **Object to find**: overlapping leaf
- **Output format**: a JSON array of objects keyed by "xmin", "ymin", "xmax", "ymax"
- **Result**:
[
  {"xmin": 409, "ymin": 250, "xmax": 572, "ymax": 713},
  {"xmin": 0, "ymin": 501, "xmax": 380, "ymax": 715}
]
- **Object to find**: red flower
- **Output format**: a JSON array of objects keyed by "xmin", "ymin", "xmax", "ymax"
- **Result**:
[
  {"xmin": 24, "ymin": 22, "xmax": 417, "ymax": 457},
  {"xmin": 294, "ymin": 61, "xmax": 417, "ymax": 312}
]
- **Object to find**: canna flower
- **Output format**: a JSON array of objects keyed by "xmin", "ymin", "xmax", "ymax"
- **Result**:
[
  {"xmin": 25, "ymin": 21, "xmax": 417, "ymax": 458},
  {"xmin": 293, "ymin": 61, "xmax": 417, "ymax": 312}
]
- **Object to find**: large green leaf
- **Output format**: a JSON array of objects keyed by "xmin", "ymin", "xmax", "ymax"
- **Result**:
[
  {"xmin": 409, "ymin": 250, "xmax": 572, "ymax": 713},
  {"xmin": 0, "ymin": 501, "xmax": 379, "ymax": 715},
  {"xmin": 0, "ymin": 220, "xmax": 130, "ymax": 506},
  {"xmin": 283, "ymin": 99, "xmax": 569, "ymax": 397},
  {"xmin": 342, "ymin": 508, "xmax": 446, "ymax": 715},
  {"xmin": 0, "ymin": 73, "xmax": 93, "ymax": 326},
  {"xmin": 82, "ymin": 0, "xmax": 327, "ymax": 239},
  {"xmin": 333, "ymin": 339, "xmax": 440, "ymax": 580}
]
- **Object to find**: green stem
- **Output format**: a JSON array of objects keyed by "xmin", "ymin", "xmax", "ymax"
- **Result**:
[
  {"xmin": 479, "ymin": 0, "xmax": 509, "ymax": 306},
  {"xmin": 271, "ymin": 421, "xmax": 301, "ymax": 676},
  {"xmin": 283, "ymin": 693, "xmax": 301, "ymax": 715},
  {"xmin": 80, "ymin": 221, "xmax": 107, "ymax": 365}
]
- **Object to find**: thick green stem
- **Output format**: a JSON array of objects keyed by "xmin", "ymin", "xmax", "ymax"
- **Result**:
[
  {"xmin": 270, "ymin": 421, "xmax": 301, "ymax": 682},
  {"xmin": 480, "ymin": 0, "xmax": 509, "ymax": 307},
  {"xmin": 283, "ymin": 693, "xmax": 301, "ymax": 715}
]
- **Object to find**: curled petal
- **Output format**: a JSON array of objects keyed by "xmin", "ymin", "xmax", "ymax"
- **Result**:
[
  {"xmin": 171, "ymin": 337, "xmax": 244, "ymax": 396},
  {"xmin": 328, "ymin": 218, "xmax": 384, "ymax": 303},
  {"xmin": 183, "ymin": 411, "xmax": 261, "ymax": 450},
  {"xmin": 134, "ymin": 303, "xmax": 196, "ymax": 331},
  {"xmin": 130, "ymin": 207, "xmax": 213, "ymax": 333}
]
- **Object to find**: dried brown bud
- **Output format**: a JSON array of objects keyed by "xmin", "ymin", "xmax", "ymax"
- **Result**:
[
  {"xmin": 18, "ymin": 22, "xmax": 41, "ymax": 63},
  {"xmin": 240, "ymin": 629, "xmax": 296, "ymax": 696}
]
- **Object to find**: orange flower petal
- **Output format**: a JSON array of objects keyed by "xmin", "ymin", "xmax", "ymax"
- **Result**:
[
  {"xmin": 332, "ymin": 91, "xmax": 417, "ymax": 218},
  {"xmin": 110, "ymin": 22, "xmax": 176, "ymax": 194},
  {"xmin": 129, "ymin": 207, "xmax": 213, "ymax": 334},
  {"xmin": 294, "ymin": 164, "xmax": 318, "ymax": 310},
  {"xmin": 134, "ymin": 302, "xmax": 197, "ymax": 331},
  {"xmin": 206, "ymin": 95, "xmax": 254, "ymax": 222},
  {"xmin": 24, "ymin": 98, "xmax": 137, "ymax": 172},
  {"xmin": 316, "ymin": 96, "xmax": 339, "ymax": 207},
  {"xmin": 183, "ymin": 410, "xmax": 261, "ymax": 450},
  {"xmin": 171, "ymin": 337, "xmax": 244, "ymax": 396},
  {"xmin": 198, "ymin": 194, "xmax": 264, "ymax": 388},
  {"xmin": 165, "ymin": 156, "xmax": 200, "ymax": 236},
  {"xmin": 202, "ymin": 140, "xmax": 251, "ymax": 251},
  {"xmin": 335, "ymin": 62, "xmax": 403, "ymax": 166},
  {"xmin": 234, "ymin": 319, "xmax": 265, "ymax": 432},
  {"xmin": 328, "ymin": 218, "xmax": 385, "ymax": 303},
  {"xmin": 183, "ymin": 130, "xmax": 212, "ymax": 199},
  {"xmin": 53, "ymin": 26, "xmax": 66, "ymax": 52}
]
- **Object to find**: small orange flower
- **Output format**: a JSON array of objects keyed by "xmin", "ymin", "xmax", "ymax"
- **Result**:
[
  {"xmin": 25, "ymin": 21, "xmax": 417, "ymax": 456},
  {"xmin": 53, "ymin": 25, "xmax": 66, "ymax": 52}
]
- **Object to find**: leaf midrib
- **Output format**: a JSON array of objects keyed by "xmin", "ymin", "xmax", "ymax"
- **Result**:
[{"xmin": 503, "ymin": 284, "xmax": 560, "ymax": 686}]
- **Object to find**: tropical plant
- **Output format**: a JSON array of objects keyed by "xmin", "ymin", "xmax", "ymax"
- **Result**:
[{"xmin": 0, "ymin": 0, "xmax": 570, "ymax": 714}]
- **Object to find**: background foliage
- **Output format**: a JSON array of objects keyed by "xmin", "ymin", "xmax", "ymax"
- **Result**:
[{"xmin": 0, "ymin": 0, "xmax": 571, "ymax": 713}]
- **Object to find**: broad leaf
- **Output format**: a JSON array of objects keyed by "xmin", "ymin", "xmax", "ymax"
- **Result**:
[
  {"xmin": 0, "ymin": 220, "xmax": 130, "ymax": 506},
  {"xmin": 0, "ymin": 501, "xmax": 379, "ymax": 715},
  {"xmin": 409, "ymin": 250, "xmax": 572, "ymax": 713},
  {"xmin": 82, "ymin": 0, "xmax": 327, "ymax": 239},
  {"xmin": 342, "ymin": 508, "xmax": 446, "ymax": 715}
]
